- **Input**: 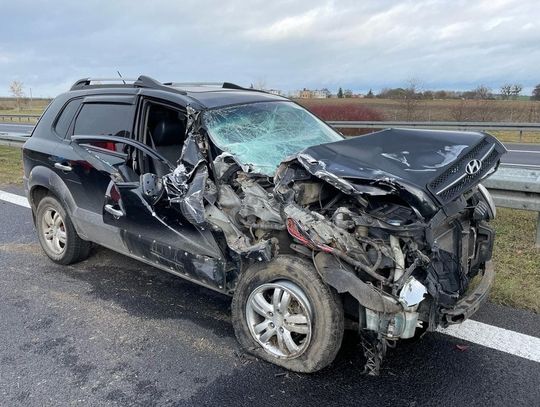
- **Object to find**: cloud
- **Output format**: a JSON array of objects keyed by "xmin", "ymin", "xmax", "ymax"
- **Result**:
[{"xmin": 0, "ymin": 0, "xmax": 539, "ymax": 96}]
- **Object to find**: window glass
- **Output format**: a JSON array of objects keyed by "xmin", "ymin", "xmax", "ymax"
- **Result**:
[
  {"xmin": 203, "ymin": 101, "xmax": 342, "ymax": 175},
  {"xmin": 74, "ymin": 103, "xmax": 133, "ymax": 137},
  {"xmin": 54, "ymin": 99, "xmax": 80, "ymax": 138}
]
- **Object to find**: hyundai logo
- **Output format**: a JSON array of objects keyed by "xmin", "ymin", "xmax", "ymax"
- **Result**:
[{"xmin": 465, "ymin": 159, "xmax": 482, "ymax": 175}]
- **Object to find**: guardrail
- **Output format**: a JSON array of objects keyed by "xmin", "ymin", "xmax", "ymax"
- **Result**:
[
  {"xmin": 0, "ymin": 132, "xmax": 539, "ymax": 246},
  {"xmin": 327, "ymin": 121, "xmax": 540, "ymax": 131},
  {"xmin": 328, "ymin": 120, "xmax": 540, "ymax": 142},
  {"xmin": 327, "ymin": 121, "xmax": 540, "ymax": 141},
  {"xmin": 0, "ymin": 114, "xmax": 40, "ymax": 122}
]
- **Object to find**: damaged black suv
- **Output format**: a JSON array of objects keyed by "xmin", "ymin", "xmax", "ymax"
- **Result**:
[{"xmin": 23, "ymin": 76, "xmax": 505, "ymax": 374}]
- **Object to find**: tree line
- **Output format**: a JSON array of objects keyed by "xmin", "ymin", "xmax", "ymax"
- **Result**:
[{"xmin": 333, "ymin": 82, "xmax": 540, "ymax": 101}]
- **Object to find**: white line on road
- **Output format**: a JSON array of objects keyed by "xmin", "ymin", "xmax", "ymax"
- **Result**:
[
  {"xmin": 0, "ymin": 189, "xmax": 539, "ymax": 364},
  {"xmin": 0, "ymin": 190, "xmax": 30, "ymax": 208},
  {"xmin": 507, "ymin": 149, "xmax": 540, "ymax": 154},
  {"xmin": 439, "ymin": 320, "xmax": 540, "ymax": 363},
  {"xmin": 500, "ymin": 163, "xmax": 540, "ymax": 169}
]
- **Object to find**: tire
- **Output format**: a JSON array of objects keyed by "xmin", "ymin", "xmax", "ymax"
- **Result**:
[
  {"xmin": 35, "ymin": 195, "xmax": 92, "ymax": 265},
  {"xmin": 231, "ymin": 255, "xmax": 344, "ymax": 373}
]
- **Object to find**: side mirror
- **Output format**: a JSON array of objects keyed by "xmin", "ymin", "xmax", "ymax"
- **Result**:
[{"xmin": 140, "ymin": 173, "xmax": 164, "ymax": 205}]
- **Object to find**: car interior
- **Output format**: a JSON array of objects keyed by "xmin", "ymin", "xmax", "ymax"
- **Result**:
[{"xmin": 143, "ymin": 102, "xmax": 187, "ymax": 171}]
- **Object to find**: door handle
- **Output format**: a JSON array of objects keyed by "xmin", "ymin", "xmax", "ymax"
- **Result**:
[
  {"xmin": 104, "ymin": 204, "xmax": 124, "ymax": 218},
  {"xmin": 54, "ymin": 162, "xmax": 72, "ymax": 172}
]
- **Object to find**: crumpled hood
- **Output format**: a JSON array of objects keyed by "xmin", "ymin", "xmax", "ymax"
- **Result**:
[{"xmin": 294, "ymin": 128, "xmax": 506, "ymax": 213}]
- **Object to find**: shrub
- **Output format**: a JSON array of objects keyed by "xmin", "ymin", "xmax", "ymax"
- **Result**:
[
  {"xmin": 298, "ymin": 102, "xmax": 384, "ymax": 136},
  {"xmin": 300, "ymin": 102, "xmax": 384, "ymax": 121}
]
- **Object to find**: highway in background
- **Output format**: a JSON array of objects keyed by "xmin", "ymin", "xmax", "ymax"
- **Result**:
[{"xmin": 0, "ymin": 123, "xmax": 538, "ymax": 167}]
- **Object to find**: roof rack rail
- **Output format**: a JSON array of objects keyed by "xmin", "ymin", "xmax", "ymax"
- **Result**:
[
  {"xmin": 164, "ymin": 82, "xmax": 224, "ymax": 87},
  {"xmin": 70, "ymin": 75, "xmax": 187, "ymax": 95},
  {"xmin": 164, "ymin": 81, "xmax": 248, "ymax": 91},
  {"xmin": 70, "ymin": 78, "xmax": 138, "ymax": 90}
]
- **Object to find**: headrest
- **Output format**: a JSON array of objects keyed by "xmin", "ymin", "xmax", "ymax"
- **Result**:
[{"xmin": 152, "ymin": 119, "xmax": 185, "ymax": 146}]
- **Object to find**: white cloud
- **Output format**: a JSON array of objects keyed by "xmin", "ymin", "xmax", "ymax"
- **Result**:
[{"xmin": 0, "ymin": 0, "xmax": 539, "ymax": 96}]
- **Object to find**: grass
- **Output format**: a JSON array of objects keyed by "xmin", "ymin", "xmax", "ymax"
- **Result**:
[
  {"xmin": 491, "ymin": 208, "xmax": 540, "ymax": 312},
  {"xmin": 0, "ymin": 146, "xmax": 23, "ymax": 185},
  {"xmin": 0, "ymin": 146, "xmax": 537, "ymax": 312},
  {"xmin": 490, "ymin": 131, "xmax": 540, "ymax": 144}
]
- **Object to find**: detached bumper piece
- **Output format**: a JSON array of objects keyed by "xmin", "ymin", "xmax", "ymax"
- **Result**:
[{"xmin": 440, "ymin": 260, "xmax": 495, "ymax": 326}]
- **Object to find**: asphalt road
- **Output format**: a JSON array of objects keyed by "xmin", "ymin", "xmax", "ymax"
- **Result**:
[
  {"xmin": 0, "ymin": 123, "xmax": 34, "ymax": 135},
  {"xmin": 0, "ymin": 186, "xmax": 539, "ymax": 406}
]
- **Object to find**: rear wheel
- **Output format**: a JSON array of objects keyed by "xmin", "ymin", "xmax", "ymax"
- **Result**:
[
  {"xmin": 36, "ymin": 196, "xmax": 92, "ymax": 264},
  {"xmin": 232, "ymin": 255, "xmax": 344, "ymax": 372}
]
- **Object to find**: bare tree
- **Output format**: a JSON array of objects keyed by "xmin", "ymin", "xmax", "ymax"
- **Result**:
[
  {"xmin": 511, "ymin": 84, "xmax": 522, "ymax": 100},
  {"xmin": 450, "ymin": 99, "xmax": 469, "ymax": 121},
  {"xmin": 500, "ymin": 84, "xmax": 512, "ymax": 100},
  {"xmin": 473, "ymin": 85, "xmax": 492, "ymax": 100},
  {"xmin": 399, "ymin": 79, "xmax": 423, "ymax": 121},
  {"xmin": 253, "ymin": 78, "xmax": 267, "ymax": 90},
  {"xmin": 9, "ymin": 80, "xmax": 25, "ymax": 111},
  {"xmin": 532, "ymin": 84, "xmax": 540, "ymax": 101}
]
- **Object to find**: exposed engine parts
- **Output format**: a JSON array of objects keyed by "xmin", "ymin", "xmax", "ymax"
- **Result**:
[{"xmin": 149, "ymin": 114, "xmax": 501, "ymax": 375}]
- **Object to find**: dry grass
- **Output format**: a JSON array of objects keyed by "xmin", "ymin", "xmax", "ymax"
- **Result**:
[
  {"xmin": 491, "ymin": 208, "xmax": 540, "ymax": 312},
  {"xmin": 490, "ymin": 131, "xmax": 540, "ymax": 143},
  {"xmin": 0, "ymin": 146, "xmax": 23, "ymax": 185},
  {"xmin": 296, "ymin": 97, "xmax": 540, "ymax": 123}
]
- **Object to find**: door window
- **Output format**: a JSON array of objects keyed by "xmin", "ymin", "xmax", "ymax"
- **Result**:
[
  {"xmin": 74, "ymin": 103, "xmax": 133, "ymax": 137},
  {"xmin": 54, "ymin": 98, "xmax": 81, "ymax": 138}
]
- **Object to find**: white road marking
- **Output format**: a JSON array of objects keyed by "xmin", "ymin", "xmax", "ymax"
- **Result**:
[
  {"xmin": 0, "ymin": 189, "xmax": 539, "ymax": 363},
  {"xmin": 507, "ymin": 149, "xmax": 540, "ymax": 154},
  {"xmin": 0, "ymin": 190, "xmax": 30, "ymax": 208},
  {"xmin": 500, "ymin": 163, "xmax": 540, "ymax": 169},
  {"xmin": 439, "ymin": 320, "xmax": 540, "ymax": 363}
]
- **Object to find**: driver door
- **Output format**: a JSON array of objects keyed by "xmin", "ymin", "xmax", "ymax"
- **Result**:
[{"xmin": 71, "ymin": 135, "xmax": 227, "ymax": 290}]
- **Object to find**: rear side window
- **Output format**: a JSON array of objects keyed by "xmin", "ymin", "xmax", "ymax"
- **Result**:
[
  {"xmin": 73, "ymin": 103, "xmax": 133, "ymax": 137},
  {"xmin": 54, "ymin": 99, "xmax": 80, "ymax": 138}
]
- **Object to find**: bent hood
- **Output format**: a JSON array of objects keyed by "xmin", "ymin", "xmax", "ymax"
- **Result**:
[{"xmin": 294, "ymin": 128, "xmax": 506, "ymax": 210}]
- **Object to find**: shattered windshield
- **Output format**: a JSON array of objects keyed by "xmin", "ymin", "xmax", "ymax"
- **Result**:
[{"xmin": 203, "ymin": 101, "xmax": 343, "ymax": 176}]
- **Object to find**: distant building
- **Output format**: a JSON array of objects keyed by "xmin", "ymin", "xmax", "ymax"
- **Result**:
[
  {"xmin": 300, "ymin": 88, "xmax": 312, "ymax": 98},
  {"xmin": 298, "ymin": 88, "xmax": 331, "ymax": 99}
]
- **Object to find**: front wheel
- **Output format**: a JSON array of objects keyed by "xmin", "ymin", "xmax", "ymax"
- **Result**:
[{"xmin": 231, "ymin": 255, "xmax": 344, "ymax": 373}]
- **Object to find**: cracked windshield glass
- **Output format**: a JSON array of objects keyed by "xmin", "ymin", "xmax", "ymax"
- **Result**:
[{"xmin": 203, "ymin": 101, "xmax": 343, "ymax": 175}]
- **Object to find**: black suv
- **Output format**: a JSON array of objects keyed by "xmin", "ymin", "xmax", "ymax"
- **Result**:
[{"xmin": 23, "ymin": 76, "xmax": 505, "ymax": 374}]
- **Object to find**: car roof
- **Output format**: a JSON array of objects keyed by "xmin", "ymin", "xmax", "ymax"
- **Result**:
[{"xmin": 67, "ymin": 76, "xmax": 288, "ymax": 109}]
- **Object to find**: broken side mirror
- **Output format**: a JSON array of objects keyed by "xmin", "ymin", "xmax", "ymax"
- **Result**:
[{"xmin": 140, "ymin": 173, "xmax": 164, "ymax": 205}]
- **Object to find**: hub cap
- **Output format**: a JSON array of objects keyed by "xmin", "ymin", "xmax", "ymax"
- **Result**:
[
  {"xmin": 246, "ymin": 280, "xmax": 312, "ymax": 359},
  {"xmin": 41, "ymin": 208, "xmax": 67, "ymax": 255}
]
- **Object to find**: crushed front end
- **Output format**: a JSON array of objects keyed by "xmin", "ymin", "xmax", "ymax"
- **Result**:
[
  {"xmin": 164, "ymin": 109, "xmax": 506, "ymax": 374},
  {"xmin": 272, "ymin": 129, "xmax": 506, "ymax": 374}
]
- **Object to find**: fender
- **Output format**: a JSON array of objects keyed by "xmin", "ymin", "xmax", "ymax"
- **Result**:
[{"xmin": 26, "ymin": 165, "xmax": 86, "ymax": 238}]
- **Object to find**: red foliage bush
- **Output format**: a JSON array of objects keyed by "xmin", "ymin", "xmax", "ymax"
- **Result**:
[{"xmin": 299, "ymin": 102, "xmax": 384, "ymax": 121}]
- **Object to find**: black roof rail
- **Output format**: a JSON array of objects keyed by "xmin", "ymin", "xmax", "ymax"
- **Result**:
[
  {"xmin": 164, "ymin": 81, "xmax": 249, "ymax": 91},
  {"xmin": 69, "ymin": 75, "xmax": 187, "ymax": 95},
  {"xmin": 70, "ymin": 77, "xmax": 138, "ymax": 90}
]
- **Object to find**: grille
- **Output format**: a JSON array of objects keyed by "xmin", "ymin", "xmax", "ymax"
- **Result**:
[{"xmin": 428, "ymin": 139, "xmax": 501, "ymax": 203}]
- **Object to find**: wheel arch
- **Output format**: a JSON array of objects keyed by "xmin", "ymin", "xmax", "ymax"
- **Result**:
[{"xmin": 27, "ymin": 165, "xmax": 79, "ymax": 229}]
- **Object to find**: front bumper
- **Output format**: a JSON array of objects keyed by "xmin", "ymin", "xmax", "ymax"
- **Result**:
[{"xmin": 439, "ymin": 260, "xmax": 495, "ymax": 326}]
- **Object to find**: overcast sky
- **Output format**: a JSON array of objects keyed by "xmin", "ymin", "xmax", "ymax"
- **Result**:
[{"xmin": 1, "ymin": 0, "xmax": 539, "ymax": 97}]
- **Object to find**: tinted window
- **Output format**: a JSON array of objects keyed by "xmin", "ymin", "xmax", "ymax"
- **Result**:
[
  {"xmin": 54, "ymin": 99, "xmax": 80, "ymax": 138},
  {"xmin": 74, "ymin": 103, "xmax": 133, "ymax": 137}
]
